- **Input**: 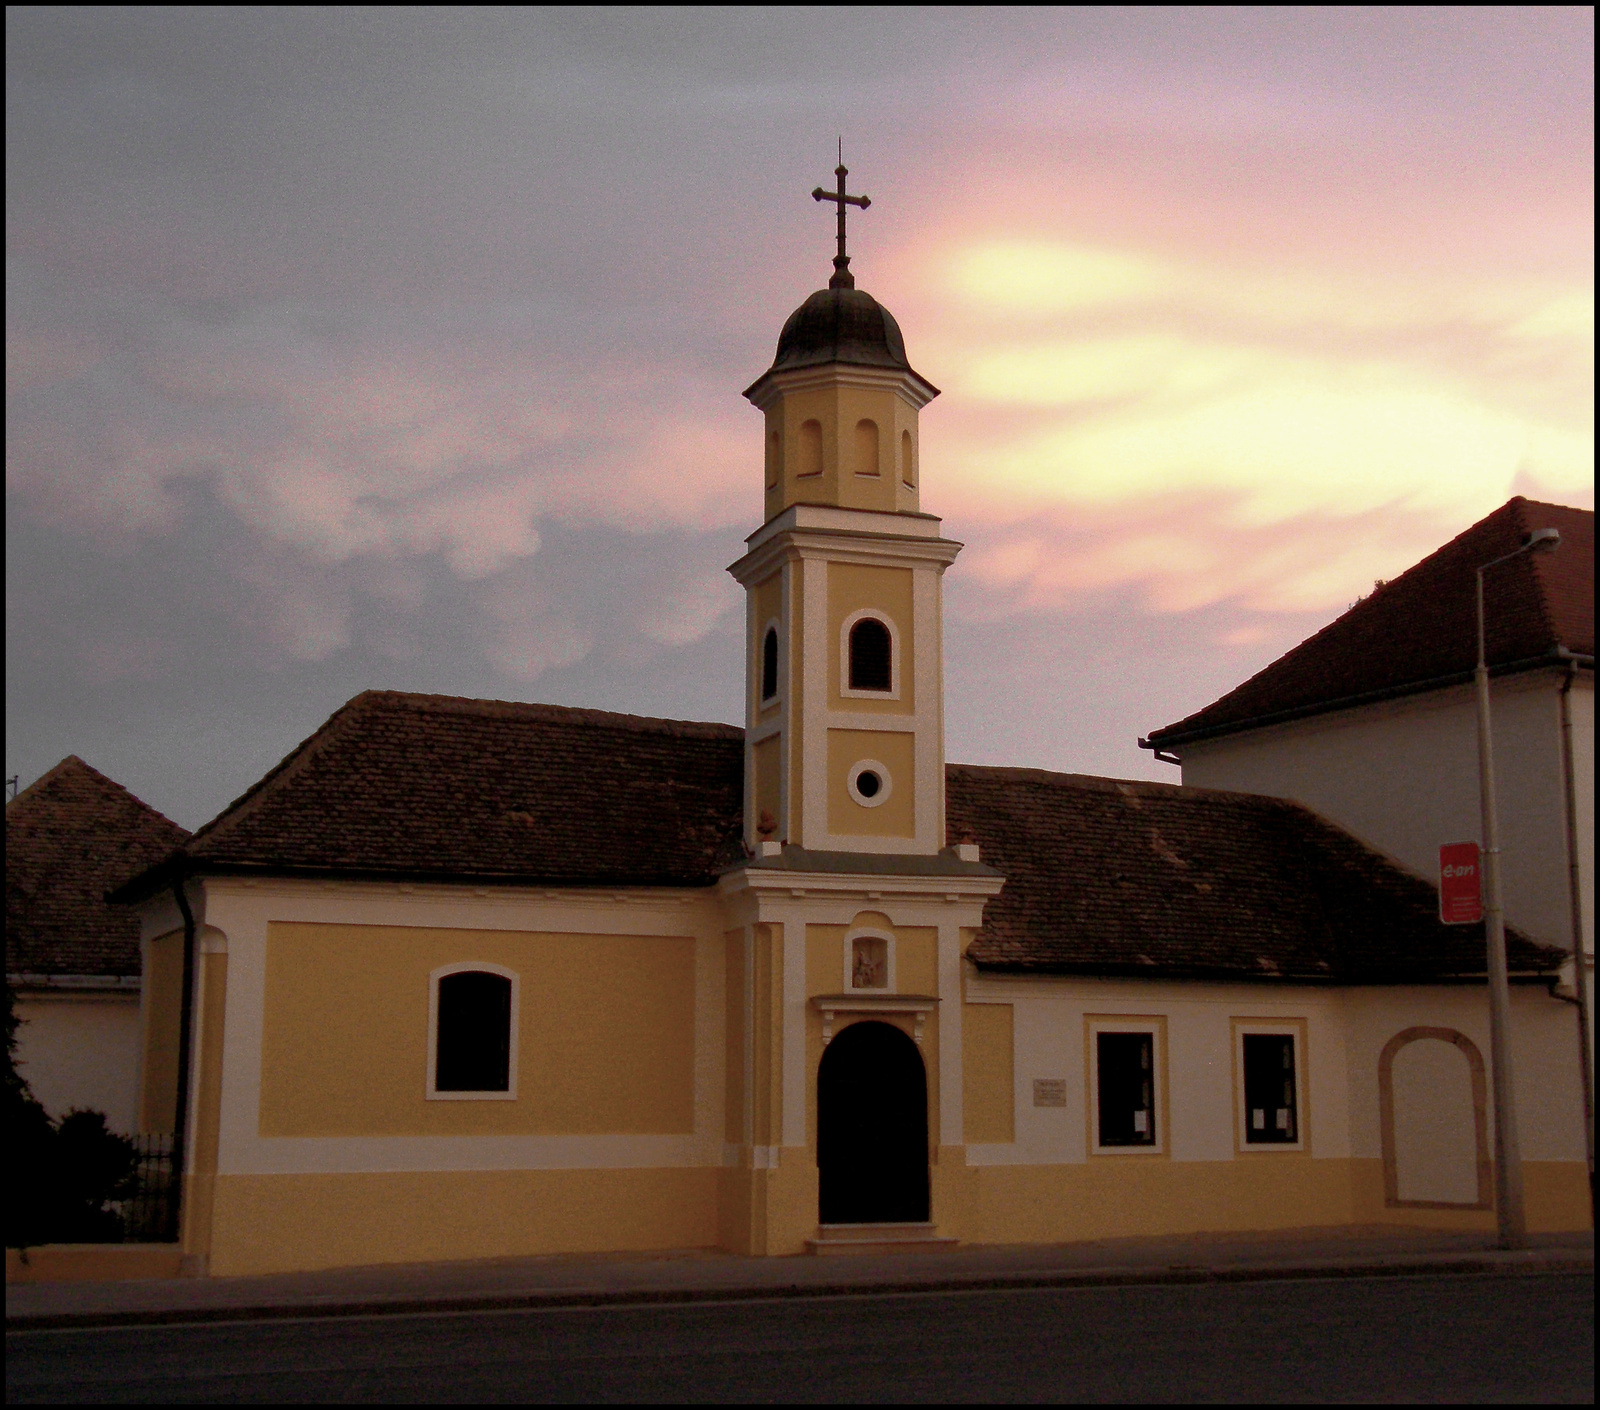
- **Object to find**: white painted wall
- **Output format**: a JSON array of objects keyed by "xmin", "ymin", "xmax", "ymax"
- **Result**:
[
  {"xmin": 13, "ymin": 993, "xmax": 142, "ymax": 1133},
  {"xmin": 964, "ymin": 973, "xmax": 1587, "ymax": 1173},
  {"xmin": 1343, "ymin": 985, "xmax": 1586, "ymax": 1164},
  {"xmin": 1179, "ymin": 671, "xmax": 1592, "ymax": 956}
]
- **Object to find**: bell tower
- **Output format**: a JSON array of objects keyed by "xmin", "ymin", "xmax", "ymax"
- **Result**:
[{"xmin": 729, "ymin": 163, "xmax": 962, "ymax": 856}]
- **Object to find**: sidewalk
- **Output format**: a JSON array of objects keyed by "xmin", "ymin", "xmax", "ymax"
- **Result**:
[{"xmin": 7, "ymin": 1226, "xmax": 1592, "ymax": 1331}]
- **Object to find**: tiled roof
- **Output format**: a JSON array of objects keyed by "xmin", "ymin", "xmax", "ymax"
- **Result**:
[
  {"xmin": 1147, "ymin": 497, "xmax": 1593, "ymax": 747},
  {"xmin": 949, "ymin": 766, "xmax": 1561, "ymax": 983},
  {"xmin": 168, "ymin": 691, "xmax": 746, "ymax": 888},
  {"xmin": 6, "ymin": 757, "xmax": 190, "ymax": 979},
  {"xmin": 114, "ymin": 690, "xmax": 1561, "ymax": 984}
]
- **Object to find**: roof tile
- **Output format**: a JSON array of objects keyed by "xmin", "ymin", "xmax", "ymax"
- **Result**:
[
  {"xmin": 6, "ymin": 758, "xmax": 189, "ymax": 978},
  {"xmin": 948, "ymin": 766, "xmax": 1559, "ymax": 983},
  {"xmin": 1148, "ymin": 498, "xmax": 1592, "ymax": 746},
  {"xmin": 114, "ymin": 692, "xmax": 1562, "ymax": 985}
]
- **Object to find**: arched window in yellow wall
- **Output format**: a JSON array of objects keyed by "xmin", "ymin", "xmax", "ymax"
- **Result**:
[
  {"xmin": 429, "ymin": 965, "xmax": 517, "ymax": 1099},
  {"xmin": 854, "ymin": 420, "xmax": 880, "ymax": 477},
  {"xmin": 798, "ymin": 420, "xmax": 823, "ymax": 478},
  {"xmin": 761, "ymin": 625, "xmax": 779, "ymax": 701},
  {"xmin": 901, "ymin": 430, "xmax": 915, "ymax": 486},
  {"xmin": 848, "ymin": 617, "xmax": 893, "ymax": 692}
]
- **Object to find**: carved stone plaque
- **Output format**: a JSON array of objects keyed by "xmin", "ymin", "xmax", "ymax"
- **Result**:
[{"xmin": 1032, "ymin": 1078, "xmax": 1067, "ymax": 1108}]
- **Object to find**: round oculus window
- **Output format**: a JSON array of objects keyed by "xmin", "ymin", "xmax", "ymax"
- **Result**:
[{"xmin": 846, "ymin": 759, "xmax": 892, "ymax": 808}]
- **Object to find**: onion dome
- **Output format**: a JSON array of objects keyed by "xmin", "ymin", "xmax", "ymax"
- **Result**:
[{"xmin": 769, "ymin": 285, "xmax": 913, "ymax": 374}]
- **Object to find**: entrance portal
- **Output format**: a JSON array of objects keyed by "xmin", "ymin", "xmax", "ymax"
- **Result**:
[{"xmin": 817, "ymin": 1019, "xmax": 930, "ymax": 1223}]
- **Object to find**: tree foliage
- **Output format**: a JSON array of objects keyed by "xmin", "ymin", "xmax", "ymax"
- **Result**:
[{"xmin": 6, "ymin": 982, "xmax": 141, "ymax": 1247}]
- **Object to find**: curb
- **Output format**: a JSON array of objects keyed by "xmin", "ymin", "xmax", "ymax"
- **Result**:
[{"xmin": 7, "ymin": 1252, "xmax": 1592, "ymax": 1333}]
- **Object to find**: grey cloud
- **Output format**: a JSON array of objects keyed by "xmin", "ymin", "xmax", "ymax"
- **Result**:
[{"xmin": 6, "ymin": 6, "xmax": 1590, "ymax": 826}]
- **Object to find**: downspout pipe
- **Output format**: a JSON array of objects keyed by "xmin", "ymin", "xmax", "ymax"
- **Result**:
[
  {"xmin": 1558, "ymin": 663, "xmax": 1594, "ymax": 1220},
  {"xmin": 168, "ymin": 879, "xmax": 198, "ymax": 1245}
]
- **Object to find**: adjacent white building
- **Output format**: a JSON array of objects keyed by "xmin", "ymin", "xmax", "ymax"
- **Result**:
[
  {"xmin": 1142, "ymin": 495, "xmax": 1594, "ymax": 1177},
  {"xmin": 6, "ymin": 756, "xmax": 190, "ymax": 1133}
]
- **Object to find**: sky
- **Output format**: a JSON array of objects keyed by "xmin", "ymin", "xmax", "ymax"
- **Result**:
[{"xmin": 6, "ymin": 6, "xmax": 1594, "ymax": 830}]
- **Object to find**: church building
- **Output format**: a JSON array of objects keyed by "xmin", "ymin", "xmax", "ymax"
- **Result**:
[{"xmin": 116, "ymin": 171, "xmax": 1590, "ymax": 1276}]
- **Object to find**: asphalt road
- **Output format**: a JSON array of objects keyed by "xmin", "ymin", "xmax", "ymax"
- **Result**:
[{"xmin": 7, "ymin": 1271, "xmax": 1593, "ymax": 1403}]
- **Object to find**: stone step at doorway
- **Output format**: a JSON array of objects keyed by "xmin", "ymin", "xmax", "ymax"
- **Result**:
[{"xmin": 806, "ymin": 1222, "xmax": 959, "ymax": 1255}]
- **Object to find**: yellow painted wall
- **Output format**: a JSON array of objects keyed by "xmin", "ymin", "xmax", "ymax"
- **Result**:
[
  {"xmin": 753, "ymin": 735, "xmax": 781, "ymax": 838},
  {"xmin": 895, "ymin": 926, "xmax": 938, "ymax": 995},
  {"xmin": 751, "ymin": 924, "xmax": 782, "ymax": 1147},
  {"xmin": 827, "ymin": 562, "xmax": 915, "ymax": 713},
  {"xmin": 183, "ymin": 953, "xmax": 227, "ymax": 1260},
  {"xmin": 207, "ymin": 1168, "xmax": 722, "ymax": 1277},
  {"xmin": 827, "ymin": 729, "xmax": 916, "ymax": 837},
  {"xmin": 967, "ymin": 1157, "xmax": 1590, "ymax": 1246},
  {"xmin": 259, "ymin": 924, "xmax": 696, "ymax": 1136},
  {"xmin": 1349, "ymin": 1157, "xmax": 1591, "ymax": 1232},
  {"xmin": 139, "ymin": 929, "xmax": 184, "ymax": 1135},
  {"xmin": 724, "ymin": 929, "xmax": 745, "ymax": 1144},
  {"xmin": 806, "ymin": 924, "xmax": 843, "ymax": 998},
  {"xmin": 803, "ymin": 917, "xmax": 936, "ymax": 997},
  {"xmin": 764, "ymin": 383, "xmax": 920, "ymax": 519},
  {"xmin": 964, "ymin": 1003, "xmax": 1015, "ymax": 1144}
]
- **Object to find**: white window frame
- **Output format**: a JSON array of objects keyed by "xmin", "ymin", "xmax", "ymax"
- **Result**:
[
  {"xmin": 1086, "ymin": 1015, "xmax": 1166, "ymax": 1156},
  {"xmin": 843, "ymin": 926, "xmax": 897, "ymax": 994},
  {"xmin": 846, "ymin": 758, "xmax": 893, "ymax": 809},
  {"xmin": 759, "ymin": 616, "xmax": 782, "ymax": 709},
  {"xmin": 427, "ymin": 961, "xmax": 520, "ymax": 1101},
  {"xmin": 1233, "ymin": 1020, "xmax": 1306, "ymax": 1153},
  {"xmin": 839, "ymin": 608, "xmax": 901, "ymax": 700}
]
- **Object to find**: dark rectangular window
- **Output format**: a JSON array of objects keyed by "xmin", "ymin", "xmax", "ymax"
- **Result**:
[
  {"xmin": 1097, "ymin": 1031, "xmax": 1155, "ymax": 1147},
  {"xmin": 1242, "ymin": 1033, "xmax": 1297, "ymax": 1144},
  {"xmin": 435, "ymin": 970, "xmax": 512, "ymax": 1092}
]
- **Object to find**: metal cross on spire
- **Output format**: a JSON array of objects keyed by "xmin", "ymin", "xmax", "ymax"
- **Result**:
[{"xmin": 812, "ymin": 140, "xmax": 870, "ymax": 289}]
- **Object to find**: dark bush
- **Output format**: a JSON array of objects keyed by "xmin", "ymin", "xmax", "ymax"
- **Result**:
[{"xmin": 6, "ymin": 984, "xmax": 141, "ymax": 1246}]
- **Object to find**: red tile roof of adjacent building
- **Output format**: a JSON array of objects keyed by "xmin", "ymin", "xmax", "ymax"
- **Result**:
[
  {"xmin": 948, "ymin": 766, "xmax": 1558, "ymax": 983},
  {"xmin": 1146, "ymin": 497, "xmax": 1593, "ymax": 749},
  {"xmin": 112, "ymin": 691, "xmax": 1562, "ymax": 984},
  {"xmin": 6, "ymin": 757, "xmax": 190, "ymax": 980}
]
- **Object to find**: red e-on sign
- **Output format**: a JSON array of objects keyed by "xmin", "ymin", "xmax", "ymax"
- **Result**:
[{"xmin": 1439, "ymin": 842, "xmax": 1483, "ymax": 925}]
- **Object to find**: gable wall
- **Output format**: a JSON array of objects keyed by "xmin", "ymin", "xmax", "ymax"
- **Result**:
[{"xmin": 1180, "ymin": 672, "xmax": 1589, "ymax": 951}]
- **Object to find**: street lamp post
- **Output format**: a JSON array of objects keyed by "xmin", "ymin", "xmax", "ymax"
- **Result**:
[{"xmin": 1475, "ymin": 525, "xmax": 1560, "ymax": 1250}]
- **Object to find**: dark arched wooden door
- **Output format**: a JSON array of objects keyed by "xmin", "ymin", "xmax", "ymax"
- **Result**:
[{"xmin": 817, "ymin": 1019, "xmax": 930, "ymax": 1223}]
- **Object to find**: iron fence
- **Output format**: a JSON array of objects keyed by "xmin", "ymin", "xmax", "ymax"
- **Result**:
[{"xmin": 115, "ymin": 1132, "xmax": 177, "ymax": 1243}]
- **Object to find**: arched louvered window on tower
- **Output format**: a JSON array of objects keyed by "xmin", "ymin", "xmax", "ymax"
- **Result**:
[
  {"xmin": 798, "ymin": 420, "xmax": 824, "ymax": 478},
  {"xmin": 761, "ymin": 625, "xmax": 780, "ymax": 701},
  {"xmin": 429, "ymin": 965, "xmax": 518, "ymax": 1098},
  {"xmin": 848, "ymin": 616, "xmax": 893, "ymax": 693},
  {"xmin": 854, "ymin": 420, "xmax": 880, "ymax": 477}
]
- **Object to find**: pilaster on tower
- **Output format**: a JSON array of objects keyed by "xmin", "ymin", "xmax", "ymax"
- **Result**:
[{"xmin": 729, "ymin": 175, "xmax": 961, "ymax": 858}]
